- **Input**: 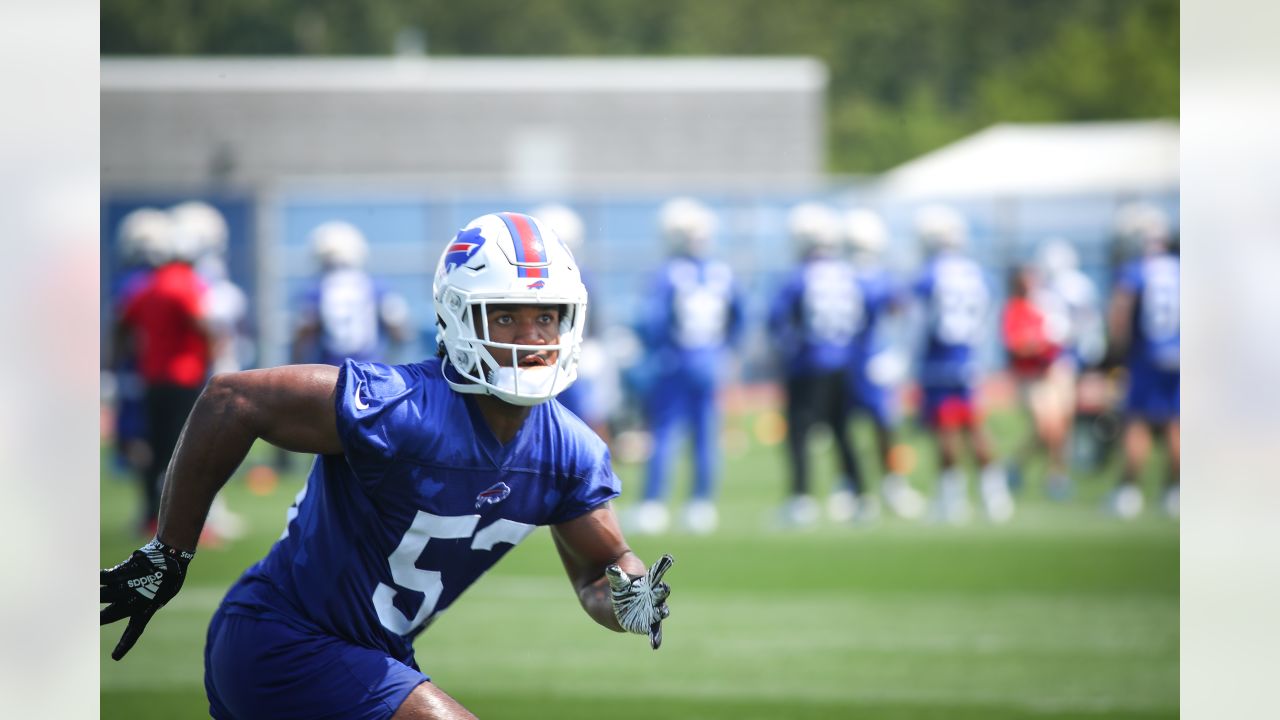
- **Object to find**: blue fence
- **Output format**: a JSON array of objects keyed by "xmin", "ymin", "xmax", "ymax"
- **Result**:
[{"xmin": 102, "ymin": 187, "xmax": 1178, "ymax": 380}]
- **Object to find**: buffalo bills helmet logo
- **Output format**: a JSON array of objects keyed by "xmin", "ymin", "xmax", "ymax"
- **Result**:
[
  {"xmin": 475, "ymin": 481, "xmax": 512, "ymax": 509},
  {"xmin": 444, "ymin": 227, "xmax": 486, "ymax": 272},
  {"xmin": 526, "ymin": 280, "xmax": 546, "ymax": 290}
]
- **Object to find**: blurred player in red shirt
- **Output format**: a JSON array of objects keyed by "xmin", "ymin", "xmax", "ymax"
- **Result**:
[
  {"xmin": 117, "ymin": 228, "xmax": 212, "ymax": 535},
  {"xmin": 1002, "ymin": 265, "xmax": 1074, "ymax": 499}
]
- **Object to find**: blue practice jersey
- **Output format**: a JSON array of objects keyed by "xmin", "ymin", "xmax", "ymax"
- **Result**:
[
  {"xmin": 853, "ymin": 265, "xmax": 901, "ymax": 363},
  {"xmin": 768, "ymin": 258, "xmax": 861, "ymax": 376},
  {"xmin": 642, "ymin": 257, "xmax": 743, "ymax": 374},
  {"xmin": 913, "ymin": 252, "xmax": 991, "ymax": 388},
  {"xmin": 299, "ymin": 269, "xmax": 390, "ymax": 365},
  {"xmin": 1117, "ymin": 253, "xmax": 1180, "ymax": 373},
  {"xmin": 222, "ymin": 357, "xmax": 621, "ymax": 665}
]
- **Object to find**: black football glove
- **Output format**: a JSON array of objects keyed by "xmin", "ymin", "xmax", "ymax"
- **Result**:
[
  {"xmin": 100, "ymin": 538, "xmax": 194, "ymax": 660},
  {"xmin": 606, "ymin": 554, "xmax": 674, "ymax": 650}
]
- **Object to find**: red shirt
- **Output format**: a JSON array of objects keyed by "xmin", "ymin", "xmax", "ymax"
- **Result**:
[
  {"xmin": 1002, "ymin": 297, "xmax": 1060, "ymax": 378},
  {"xmin": 122, "ymin": 263, "xmax": 210, "ymax": 387}
]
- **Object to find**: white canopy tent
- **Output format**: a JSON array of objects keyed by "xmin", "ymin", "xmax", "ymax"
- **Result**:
[{"xmin": 878, "ymin": 120, "xmax": 1179, "ymax": 198}]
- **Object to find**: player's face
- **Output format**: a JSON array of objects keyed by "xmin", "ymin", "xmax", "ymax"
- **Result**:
[{"xmin": 476, "ymin": 304, "xmax": 562, "ymax": 367}]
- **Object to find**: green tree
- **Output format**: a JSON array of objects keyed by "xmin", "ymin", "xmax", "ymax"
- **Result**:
[{"xmin": 100, "ymin": 0, "xmax": 1178, "ymax": 173}]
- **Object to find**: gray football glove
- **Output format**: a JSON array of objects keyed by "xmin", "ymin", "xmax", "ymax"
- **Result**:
[{"xmin": 605, "ymin": 554, "xmax": 674, "ymax": 650}]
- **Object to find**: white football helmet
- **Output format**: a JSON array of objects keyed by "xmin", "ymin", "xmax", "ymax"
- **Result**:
[
  {"xmin": 1037, "ymin": 237, "xmax": 1079, "ymax": 278},
  {"xmin": 531, "ymin": 203, "xmax": 585, "ymax": 255},
  {"xmin": 787, "ymin": 202, "xmax": 841, "ymax": 258},
  {"xmin": 914, "ymin": 203, "xmax": 968, "ymax": 252},
  {"xmin": 170, "ymin": 201, "xmax": 228, "ymax": 260},
  {"xmin": 117, "ymin": 207, "xmax": 173, "ymax": 268},
  {"xmin": 1114, "ymin": 201, "xmax": 1171, "ymax": 255},
  {"xmin": 659, "ymin": 197, "xmax": 717, "ymax": 257},
  {"xmin": 433, "ymin": 212, "xmax": 588, "ymax": 407},
  {"xmin": 843, "ymin": 208, "xmax": 889, "ymax": 257},
  {"xmin": 309, "ymin": 220, "xmax": 369, "ymax": 270}
]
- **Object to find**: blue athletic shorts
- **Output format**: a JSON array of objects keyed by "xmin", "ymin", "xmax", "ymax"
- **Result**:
[
  {"xmin": 848, "ymin": 367, "xmax": 895, "ymax": 427},
  {"xmin": 204, "ymin": 604, "xmax": 429, "ymax": 720},
  {"xmin": 1125, "ymin": 365, "xmax": 1179, "ymax": 423}
]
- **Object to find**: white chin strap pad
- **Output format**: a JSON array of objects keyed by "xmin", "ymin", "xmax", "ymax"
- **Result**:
[{"xmin": 485, "ymin": 366, "xmax": 560, "ymax": 406}]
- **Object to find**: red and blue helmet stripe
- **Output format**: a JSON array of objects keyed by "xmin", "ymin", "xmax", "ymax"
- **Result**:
[{"xmin": 498, "ymin": 212, "xmax": 549, "ymax": 279}]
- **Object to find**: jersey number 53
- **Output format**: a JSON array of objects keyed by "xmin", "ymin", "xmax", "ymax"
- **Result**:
[{"xmin": 373, "ymin": 512, "xmax": 535, "ymax": 635}]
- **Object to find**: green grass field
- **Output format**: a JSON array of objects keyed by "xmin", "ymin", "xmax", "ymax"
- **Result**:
[{"xmin": 101, "ymin": 409, "xmax": 1178, "ymax": 719}]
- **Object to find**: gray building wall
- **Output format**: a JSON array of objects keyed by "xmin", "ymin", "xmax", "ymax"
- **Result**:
[{"xmin": 101, "ymin": 57, "xmax": 828, "ymax": 194}]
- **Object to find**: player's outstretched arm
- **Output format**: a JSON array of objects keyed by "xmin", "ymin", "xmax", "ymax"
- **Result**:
[
  {"xmin": 101, "ymin": 364, "xmax": 342, "ymax": 660},
  {"xmin": 551, "ymin": 505, "xmax": 674, "ymax": 649}
]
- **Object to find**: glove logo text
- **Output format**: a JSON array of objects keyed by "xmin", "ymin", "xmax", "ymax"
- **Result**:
[{"xmin": 128, "ymin": 571, "xmax": 163, "ymax": 588}]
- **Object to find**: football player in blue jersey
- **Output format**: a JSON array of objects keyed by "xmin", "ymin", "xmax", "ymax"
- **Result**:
[
  {"xmin": 101, "ymin": 212, "xmax": 675, "ymax": 720},
  {"xmin": 910, "ymin": 205, "xmax": 1014, "ymax": 524},
  {"xmin": 277, "ymin": 220, "xmax": 412, "ymax": 474},
  {"xmin": 1105, "ymin": 203, "xmax": 1180, "ymax": 519},
  {"xmin": 630, "ymin": 197, "xmax": 744, "ymax": 535},
  {"xmin": 292, "ymin": 220, "xmax": 412, "ymax": 367},
  {"xmin": 842, "ymin": 209, "xmax": 927, "ymax": 520},
  {"xmin": 769, "ymin": 203, "xmax": 868, "ymax": 527},
  {"xmin": 530, "ymin": 203, "xmax": 618, "ymax": 444}
]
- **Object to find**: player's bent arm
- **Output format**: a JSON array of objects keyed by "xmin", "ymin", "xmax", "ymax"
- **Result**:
[
  {"xmin": 157, "ymin": 364, "xmax": 344, "ymax": 551},
  {"xmin": 550, "ymin": 504, "xmax": 646, "ymax": 633}
]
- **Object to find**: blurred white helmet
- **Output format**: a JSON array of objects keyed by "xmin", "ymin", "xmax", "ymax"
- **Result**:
[
  {"xmin": 170, "ymin": 201, "xmax": 228, "ymax": 260},
  {"xmin": 1037, "ymin": 237, "xmax": 1079, "ymax": 277},
  {"xmin": 1114, "ymin": 201, "xmax": 1171, "ymax": 254},
  {"xmin": 659, "ymin": 197, "xmax": 717, "ymax": 257},
  {"xmin": 117, "ymin": 207, "xmax": 173, "ymax": 268},
  {"xmin": 433, "ymin": 212, "xmax": 588, "ymax": 407},
  {"xmin": 309, "ymin": 220, "xmax": 369, "ymax": 270},
  {"xmin": 914, "ymin": 203, "xmax": 968, "ymax": 252},
  {"xmin": 530, "ymin": 203, "xmax": 585, "ymax": 255},
  {"xmin": 843, "ymin": 208, "xmax": 889, "ymax": 256},
  {"xmin": 787, "ymin": 202, "xmax": 842, "ymax": 258}
]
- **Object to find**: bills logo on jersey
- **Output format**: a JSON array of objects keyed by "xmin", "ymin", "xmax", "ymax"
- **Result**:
[
  {"xmin": 475, "ymin": 482, "xmax": 512, "ymax": 509},
  {"xmin": 444, "ymin": 228, "xmax": 486, "ymax": 273},
  {"xmin": 526, "ymin": 280, "xmax": 546, "ymax": 290}
]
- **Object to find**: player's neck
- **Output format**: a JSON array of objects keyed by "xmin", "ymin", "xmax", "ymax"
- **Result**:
[{"xmin": 472, "ymin": 393, "xmax": 532, "ymax": 445}]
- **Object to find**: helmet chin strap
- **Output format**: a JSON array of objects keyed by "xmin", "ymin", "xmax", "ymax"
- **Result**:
[{"xmin": 485, "ymin": 366, "xmax": 560, "ymax": 406}]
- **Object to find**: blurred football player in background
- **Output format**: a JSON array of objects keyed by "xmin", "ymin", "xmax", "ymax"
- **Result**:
[
  {"xmin": 109, "ymin": 208, "xmax": 173, "ymax": 481},
  {"xmin": 769, "ymin": 202, "xmax": 868, "ymax": 527},
  {"xmin": 843, "ymin": 208, "xmax": 926, "ymax": 519},
  {"xmin": 1001, "ymin": 264, "xmax": 1073, "ymax": 499},
  {"xmin": 292, "ymin": 220, "xmax": 411, "ymax": 367},
  {"xmin": 171, "ymin": 200, "xmax": 255, "ymax": 376},
  {"xmin": 911, "ymin": 204, "xmax": 1014, "ymax": 524},
  {"xmin": 630, "ymin": 197, "xmax": 744, "ymax": 535},
  {"xmin": 102, "ymin": 212, "xmax": 674, "ymax": 720},
  {"xmin": 1106, "ymin": 202, "xmax": 1180, "ymax": 519},
  {"xmin": 171, "ymin": 200, "xmax": 251, "ymax": 539},
  {"xmin": 277, "ymin": 220, "xmax": 410, "ymax": 474},
  {"xmin": 1020, "ymin": 237, "xmax": 1108, "ymax": 495},
  {"xmin": 531, "ymin": 203, "xmax": 619, "ymax": 444},
  {"xmin": 1037, "ymin": 237, "xmax": 1106, "ymax": 372},
  {"xmin": 114, "ymin": 213, "xmax": 212, "ymax": 537}
]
